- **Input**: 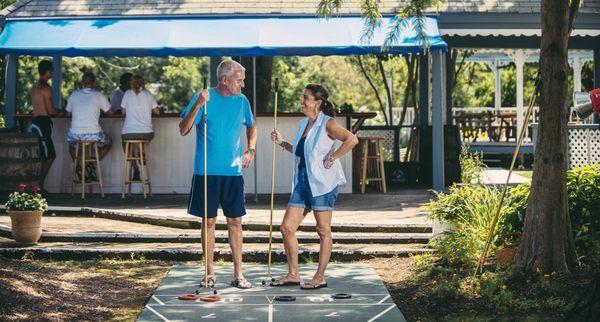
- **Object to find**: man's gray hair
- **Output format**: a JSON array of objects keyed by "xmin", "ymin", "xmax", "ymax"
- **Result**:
[{"xmin": 216, "ymin": 60, "xmax": 246, "ymax": 82}]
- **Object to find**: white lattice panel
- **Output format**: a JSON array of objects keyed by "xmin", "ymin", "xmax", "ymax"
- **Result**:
[
  {"xmin": 356, "ymin": 129, "xmax": 396, "ymax": 161},
  {"xmin": 568, "ymin": 127, "xmax": 600, "ymax": 168},
  {"xmin": 591, "ymin": 130, "xmax": 600, "ymax": 165}
]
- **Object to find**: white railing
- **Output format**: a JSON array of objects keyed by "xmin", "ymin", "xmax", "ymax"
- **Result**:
[{"xmin": 391, "ymin": 107, "xmax": 416, "ymax": 126}]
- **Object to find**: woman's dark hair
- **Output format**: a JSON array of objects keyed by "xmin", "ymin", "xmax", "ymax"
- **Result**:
[
  {"xmin": 305, "ymin": 84, "xmax": 335, "ymax": 117},
  {"xmin": 119, "ymin": 72, "xmax": 133, "ymax": 91}
]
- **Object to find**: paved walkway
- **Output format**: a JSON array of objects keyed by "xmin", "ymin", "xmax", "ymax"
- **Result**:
[
  {"xmin": 480, "ymin": 167, "xmax": 531, "ymax": 185},
  {"xmin": 35, "ymin": 189, "xmax": 434, "ymax": 226}
]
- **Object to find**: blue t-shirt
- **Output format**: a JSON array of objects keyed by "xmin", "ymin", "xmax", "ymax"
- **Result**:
[{"xmin": 180, "ymin": 88, "xmax": 254, "ymax": 176}]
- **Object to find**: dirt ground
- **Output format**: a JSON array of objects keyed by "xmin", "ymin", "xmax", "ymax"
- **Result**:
[{"xmin": 0, "ymin": 256, "xmax": 594, "ymax": 321}]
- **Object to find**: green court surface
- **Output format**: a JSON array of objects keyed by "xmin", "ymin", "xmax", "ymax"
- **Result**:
[{"xmin": 137, "ymin": 264, "xmax": 405, "ymax": 322}]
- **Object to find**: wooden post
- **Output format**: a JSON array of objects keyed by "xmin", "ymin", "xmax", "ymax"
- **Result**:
[
  {"xmin": 5, "ymin": 54, "xmax": 17, "ymax": 128},
  {"xmin": 419, "ymin": 53, "xmax": 429, "ymax": 128},
  {"xmin": 52, "ymin": 56, "xmax": 62, "ymax": 109},
  {"xmin": 493, "ymin": 60, "xmax": 502, "ymax": 113},
  {"xmin": 209, "ymin": 57, "xmax": 220, "ymax": 87},
  {"xmin": 431, "ymin": 50, "xmax": 445, "ymax": 191},
  {"xmin": 445, "ymin": 49, "xmax": 453, "ymax": 124},
  {"xmin": 514, "ymin": 50, "xmax": 525, "ymax": 138},
  {"xmin": 594, "ymin": 49, "xmax": 599, "ymax": 124}
]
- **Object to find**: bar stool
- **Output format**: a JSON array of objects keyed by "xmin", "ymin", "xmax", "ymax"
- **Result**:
[
  {"xmin": 121, "ymin": 140, "xmax": 152, "ymax": 199},
  {"xmin": 71, "ymin": 141, "xmax": 105, "ymax": 199},
  {"xmin": 357, "ymin": 136, "xmax": 387, "ymax": 194}
]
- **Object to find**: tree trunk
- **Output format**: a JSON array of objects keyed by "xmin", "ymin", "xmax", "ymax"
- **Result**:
[
  {"xmin": 398, "ymin": 55, "xmax": 416, "ymax": 128},
  {"xmin": 516, "ymin": 0, "xmax": 577, "ymax": 273},
  {"xmin": 377, "ymin": 56, "xmax": 394, "ymax": 124},
  {"xmin": 357, "ymin": 56, "xmax": 389, "ymax": 124},
  {"xmin": 239, "ymin": 57, "xmax": 273, "ymax": 113}
]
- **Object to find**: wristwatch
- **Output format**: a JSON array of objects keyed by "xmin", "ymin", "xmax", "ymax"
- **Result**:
[{"xmin": 247, "ymin": 147, "xmax": 256, "ymax": 154}]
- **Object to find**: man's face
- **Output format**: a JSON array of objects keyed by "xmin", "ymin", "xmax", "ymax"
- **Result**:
[{"xmin": 224, "ymin": 72, "xmax": 245, "ymax": 95}]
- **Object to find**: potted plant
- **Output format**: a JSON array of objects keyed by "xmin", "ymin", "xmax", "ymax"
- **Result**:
[{"xmin": 5, "ymin": 182, "xmax": 48, "ymax": 245}]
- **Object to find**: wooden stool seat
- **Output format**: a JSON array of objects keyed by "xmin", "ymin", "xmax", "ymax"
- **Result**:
[
  {"xmin": 357, "ymin": 137, "xmax": 387, "ymax": 194},
  {"xmin": 121, "ymin": 140, "xmax": 153, "ymax": 199},
  {"xmin": 71, "ymin": 140, "xmax": 105, "ymax": 199}
]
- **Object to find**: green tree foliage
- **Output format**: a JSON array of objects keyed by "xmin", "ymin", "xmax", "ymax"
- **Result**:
[{"xmin": 11, "ymin": 56, "xmax": 208, "ymax": 114}]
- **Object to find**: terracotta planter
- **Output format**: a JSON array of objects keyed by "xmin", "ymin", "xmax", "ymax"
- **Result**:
[
  {"xmin": 8, "ymin": 210, "xmax": 43, "ymax": 245},
  {"xmin": 495, "ymin": 244, "xmax": 518, "ymax": 265}
]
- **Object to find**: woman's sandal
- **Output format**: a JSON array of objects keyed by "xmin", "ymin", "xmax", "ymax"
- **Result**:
[
  {"xmin": 300, "ymin": 281, "xmax": 328, "ymax": 290},
  {"xmin": 199, "ymin": 275, "xmax": 216, "ymax": 288},
  {"xmin": 231, "ymin": 277, "xmax": 253, "ymax": 289},
  {"xmin": 270, "ymin": 277, "xmax": 301, "ymax": 287}
]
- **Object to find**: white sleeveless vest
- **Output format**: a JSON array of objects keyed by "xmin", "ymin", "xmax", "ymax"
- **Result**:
[{"xmin": 291, "ymin": 112, "xmax": 347, "ymax": 197}]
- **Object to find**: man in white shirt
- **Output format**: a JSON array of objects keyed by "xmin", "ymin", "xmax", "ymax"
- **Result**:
[{"xmin": 66, "ymin": 72, "xmax": 114, "ymax": 161}]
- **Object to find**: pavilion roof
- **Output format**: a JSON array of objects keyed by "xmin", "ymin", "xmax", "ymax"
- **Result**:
[{"xmin": 2, "ymin": 0, "xmax": 599, "ymax": 18}]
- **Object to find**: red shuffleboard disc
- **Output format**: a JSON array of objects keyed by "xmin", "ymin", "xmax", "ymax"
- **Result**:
[
  {"xmin": 178, "ymin": 294, "xmax": 200, "ymax": 301},
  {"xmin": 200, "ymin": 295, "xmax": 221, "ymax": 302}
]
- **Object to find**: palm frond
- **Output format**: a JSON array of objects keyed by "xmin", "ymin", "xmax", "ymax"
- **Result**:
[
  {"xmin": 359, "ymin": 0, "xmax": 383, "ymax": 43},
  {"xmin": 317, "ymin": 0, "xmax": 345, "ymax": 18}
]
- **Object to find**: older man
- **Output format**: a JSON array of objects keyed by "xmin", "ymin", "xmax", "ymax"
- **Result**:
[
  {"xmin": 179, "ymin": 60, "xmax": 257, "ymax": 289},
  {"xmin": 66, "ymin": 72, "xmax": 113, "ymax": 180}
]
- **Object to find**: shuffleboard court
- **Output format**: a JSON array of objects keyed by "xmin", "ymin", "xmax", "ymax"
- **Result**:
[{"xmin": 137, "ymin": 264, "xmax": 405, "ymax": 322}]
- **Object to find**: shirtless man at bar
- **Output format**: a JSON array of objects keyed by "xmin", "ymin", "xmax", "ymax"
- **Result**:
[{"xmin": 29, "ymin": 60, "xmax": 59, "ymax": 192}]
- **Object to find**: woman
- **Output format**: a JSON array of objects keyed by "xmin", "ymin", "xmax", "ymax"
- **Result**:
[
  {"xmin": 270, "ymin": 84, "xmax": 358, "ymax": 289},
  {"xmin": 121, "ymin": 75, "xmax": 160, "ymax": 179}
]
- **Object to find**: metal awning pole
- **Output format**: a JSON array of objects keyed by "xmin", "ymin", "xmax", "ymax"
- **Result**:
[{"xmin": 253, "ymin": 57, "xmax": 258, "ymax": 203}]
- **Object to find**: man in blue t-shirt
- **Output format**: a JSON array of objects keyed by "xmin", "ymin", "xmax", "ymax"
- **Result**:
[{"xmin": 179, "ymin": 60, "xmax": 257, "ymax": 289}]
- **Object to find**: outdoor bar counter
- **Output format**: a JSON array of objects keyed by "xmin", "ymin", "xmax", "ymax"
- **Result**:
[{"xmin": 16, "ymin": 112, "xmax": 375, "ymax": 195}]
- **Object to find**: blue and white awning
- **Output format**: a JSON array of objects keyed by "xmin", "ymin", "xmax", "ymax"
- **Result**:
[{"xmin": 0, "ymin": 16, "xmax": 447, "ymax": 57}]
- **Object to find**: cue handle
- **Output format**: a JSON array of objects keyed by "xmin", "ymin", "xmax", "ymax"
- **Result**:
[
  {"xmin": 203, "ymin": 76, "xmax": 208, "ymax": 288},
  {"xmin": 267, "ymin": 78, "xmax": 279, "ymax": 277}
]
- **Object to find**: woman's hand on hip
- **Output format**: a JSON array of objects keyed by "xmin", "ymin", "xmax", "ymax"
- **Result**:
[{"xmin": 324, "ymin": 156, "xmax": 335, "ymax": 169}]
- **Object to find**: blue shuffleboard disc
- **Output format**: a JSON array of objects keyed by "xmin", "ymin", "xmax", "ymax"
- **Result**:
[
  {"xmin": 274, "ymin": 295, "xmax": 296, "ymax": 302},
  {"xmin": 331, "ymin": 293, "xmax": 352, "ymax": 299}
]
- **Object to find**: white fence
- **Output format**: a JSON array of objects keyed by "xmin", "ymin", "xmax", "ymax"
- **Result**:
[{"xmin": 532, "ymin": 123, "xmax": 600, "ymax": 168}]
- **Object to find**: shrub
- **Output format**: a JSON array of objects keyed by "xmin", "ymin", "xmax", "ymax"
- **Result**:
[
  {"xmin": 429, "ymin": 185, "xmax": 510, "ymax": 266},
  {"xmin": 430, "ymin": 165, "xmax": 600, "ymax": 267},
  {"xmin": 505, "ymin": 165, "xmax": 600, "ymax": 264},
  {"xmin": 459, "ymin": 145, "xmax": 487, "ymax": 184}
]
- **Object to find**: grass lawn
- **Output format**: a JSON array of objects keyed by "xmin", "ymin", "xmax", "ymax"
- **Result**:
[{"xmin": 1, "ymin": 256, "xmax": 595, "ymax": 321}]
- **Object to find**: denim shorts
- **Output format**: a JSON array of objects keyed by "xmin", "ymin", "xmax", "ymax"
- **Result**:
[{"xmin": 288, "ymin": 167, "xmax": 339, "ymax": 212}]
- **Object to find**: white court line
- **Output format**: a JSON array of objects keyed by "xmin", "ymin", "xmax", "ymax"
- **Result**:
[
  {"xmin": 146, "ymin": 305, "xmax": 170, "ymax": 322},
  {"xmin": 268, "ymin": 304, "xmax": 273, "ymax": 322},
  {"xmin": 152, "ymin": 295, "xmax": 165, "ymax": 305},
  {"xmin": 376, "ymin": 295, "xmax": 391, "ymax": 304},
  {"xmin": 266, "ymin": 296, "xmax": 273, "ymax": 304},
  {"xmin": 367, "ymin": 304, "xmax": 396, "ymax": 322},
  {"xmin": 144, "ymin": 303, "xmax": 393, "ymax": 306},
  {"xmin": 154, "ymin": 293, "xmax": 388, "ymax": 297}
]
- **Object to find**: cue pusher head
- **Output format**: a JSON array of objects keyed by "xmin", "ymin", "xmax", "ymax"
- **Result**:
[
  {"xmin": 274, "ymin": 78, "xmax": 279, "ymax": 92},
  {"xmin": 203, "ymin": 77, "xmax": 208, "ymax": 90}
]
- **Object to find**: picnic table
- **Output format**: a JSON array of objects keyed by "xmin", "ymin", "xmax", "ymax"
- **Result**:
[{"xmin": 453, "ymin": 111, "xmax": 518, "ymax": 142}]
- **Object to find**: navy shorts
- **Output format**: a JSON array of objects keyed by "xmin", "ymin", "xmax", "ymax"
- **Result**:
[
  {"xmin": 187, "ymin": 175, "xmax": 246, "ymax": 218},
  {"xmin": 29, "ymin": 116, "xmax": 56, "ymax": 159}
]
